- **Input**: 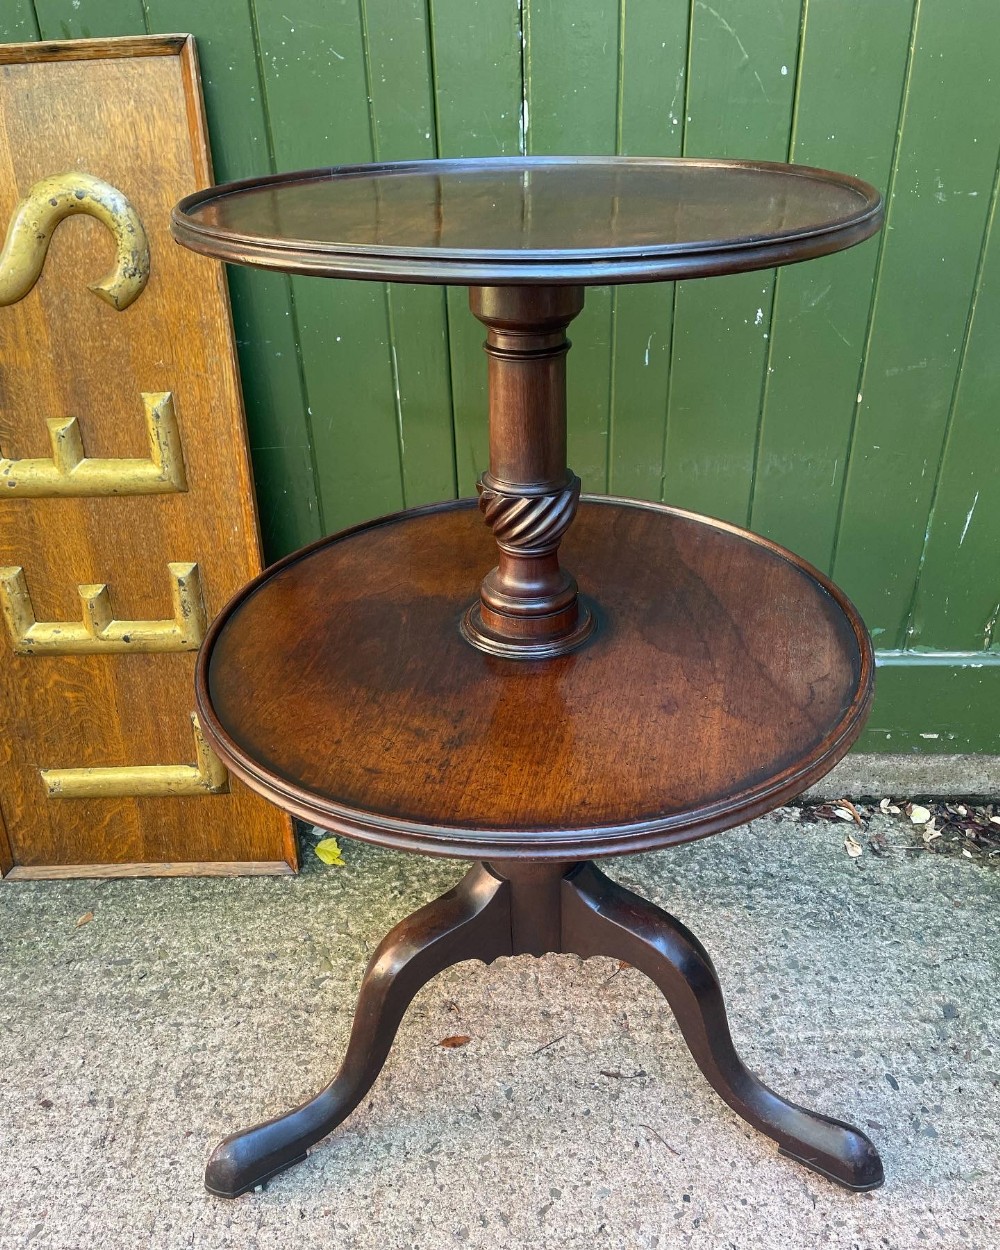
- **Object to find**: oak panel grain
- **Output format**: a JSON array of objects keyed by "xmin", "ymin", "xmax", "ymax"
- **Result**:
[{"xmin": 0, "ymin": 35, "xmax": 294, "ymax": 874}]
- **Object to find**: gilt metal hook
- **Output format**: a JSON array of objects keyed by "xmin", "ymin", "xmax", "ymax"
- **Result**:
[{"xmin": 0, "ymin": 171, "xmax": 150, "ymax": 310}]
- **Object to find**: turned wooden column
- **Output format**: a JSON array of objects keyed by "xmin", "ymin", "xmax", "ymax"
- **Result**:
[{"xmin": 461, "ymin": 285, "xmax": 596, "ymax": 659}]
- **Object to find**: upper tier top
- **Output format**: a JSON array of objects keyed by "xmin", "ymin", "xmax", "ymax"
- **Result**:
[{"xmin": 171, "ymin": 156, "xmax": 882, "ymax": 286}]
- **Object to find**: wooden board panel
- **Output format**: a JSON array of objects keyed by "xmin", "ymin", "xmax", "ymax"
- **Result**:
[
  {"xmin": 662, "ymin": 0, "xmax": 800, "ymax": 525},
  {"xmin": 749, "ymin": 0, "xmax": 914, "ymax": 570},
  {"xmin": 0, "ymin": 35, "xmax": 294, "ymax": 874},
  {"xmin": 0, "ymin": 0, "xmax": 39, "ymax": 883},
  {"xmin": 362, "ymin": 0, "xmax": 456, "ymax": 509},
  {"xmin": 906, "ymin": 160, "xmax": 1000, "ymax": 652},
  {"xmin": 608, "ymin": 0, "xmax": 688, "ymax": 501},
  {"xmin": 859, "ymin": 656, "xmax": 1000, "ymax": 754},
  {"xmin": 33, "ymin": 0, "xmax": 145, "ymax": 40},
  {"xmin": 251, "ymin": 0, "xmax": 403, "ymax": 534},
  {"xmin": 0, "ymin": 1, "xmax": 39, "ymax": 41},
  {"xmin": 524, "ymin": 0, "xmax": 619, "ymax": 492},
  {"xmin": 429, "ymin": 0, "xmax": 522, "ymax": 496},
  {"xmin": 143, "ymin": 0, "xmax": 322, "ymax": 562},
  {"xmin": 831, "ymin": 0, "xmax": 1000, "ymax": 645}
]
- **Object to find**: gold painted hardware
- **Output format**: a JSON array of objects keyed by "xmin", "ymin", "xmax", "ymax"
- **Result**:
[
  {"xmin": 0, "ymin": 562, "xmax": 206, "ymax": 654},
  {"xmin": 0, "ymin": 171, "xmax": 149, "ymax": 310},
  {"xmin": 41, "ymin": 714, "xmax": 229, "ymax": 798},
  {"xmin": 0, "ymin": 391, "xmax": 187, "ymax": 496}
]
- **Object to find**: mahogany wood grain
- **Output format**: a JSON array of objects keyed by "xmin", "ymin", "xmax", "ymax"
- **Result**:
[
  {"xmin": 204, "ymin": 860, "xmax": 882, "ymax": 1198},
  {"xmin": 172, "ymin": 157, "xmax": 882, "ymax": 287},
  {"xmin": 174, "ymin": 154, "xmax": 885, "ymax": 1196},
  {"xmin": 197, "ymin": 498, "xmax": 873, "ymax": 860},
  {"xmin": 463, "ymin": 285, "xmax": 594, "ymax": 656},
  {"xmin": 205, "ymin": 863, "xmax": 511, "ymax": 1198},
  {"xmin": 0, "ymin": 36, "xmax": 294, "ymax": 874}
]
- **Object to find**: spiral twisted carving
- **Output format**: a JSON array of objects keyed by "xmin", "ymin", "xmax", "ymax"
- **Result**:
[{"xmin": 477, "ymin": 474, "xmax": 581, "ymax": 551}]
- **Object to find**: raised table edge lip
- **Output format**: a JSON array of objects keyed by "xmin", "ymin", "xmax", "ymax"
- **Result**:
[
  {"xmin": 194, "ymin": 497, "xmax": 875, "ymax": 861},
  {"xmin": 170, "ymin": 155, "xmax": 884, "ymax": 286}
]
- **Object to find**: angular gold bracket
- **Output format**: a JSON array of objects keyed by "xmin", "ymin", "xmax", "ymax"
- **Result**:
[
  {"xmin": 0, "ymin": 171, "xmax": 150, "ymax": 310},
  {"xmin": 41, "ymin": 713, "xmax": 229, "ymax": 798},
  {"xmin": 0, "ymin": 562, "xmax": 206, "ymax": 655},
  {"xmin": 0, "ymin": 391, "xmax": 186, "ymax": 497}
]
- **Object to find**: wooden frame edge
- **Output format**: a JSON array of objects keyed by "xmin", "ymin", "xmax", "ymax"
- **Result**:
[
  {"xmin": 0, "ymin": 34, "xmax": 190, "ymax": 63},
  {"xmin": 4, "ymin": 860, "xmax": 296, "ymax": 881},
  {"xmin": 0, "ymin": 809, "xmax": 13, "ymax": 878},
  {"xmin": 173, "ymin": 35, "xmax": 268, "ymax": 579}
]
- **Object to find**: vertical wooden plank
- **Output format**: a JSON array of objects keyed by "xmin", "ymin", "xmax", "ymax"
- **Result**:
[
  {"xmin": 252, "ymin": 0, "xmax": 403, "ymax": 533},
  {"xmin": 524, "ymin": 0, "xmax": 619, "ymax": 491},
  {"xmin": 361, "ymin": 0, "xmax": 456, "ymax": 508},
  {"xmin": 662, "ymin": 0, "xmax": 800, "ymax": 523},
  {"xmin": 609, "ymin": 0, "xmax": 688, "ymax": 500},
  {"xmin": 749, "ymin": 0, "xmax": 914, "ymax": 571},
  {"xmin": 0, "ymin": 0, "xmax": 39, "ymax": 40},
  {"xmin": 430, "ymin": 0, "xmax": 522, "ymax": 495},
  {"xmin": 906, "ymin": 156, "xmax": 1000, "ymax": 651},
  {"xmin": 144, "ymin": 0, "xmax": 321, "ymax": 560},
  {"xmin": 33, "ymin": 0, "xmax": 146, "ymax": 39},
  {"xmin": 831, "ymin": 0, "xmax": 1000, "ymax": 645}
]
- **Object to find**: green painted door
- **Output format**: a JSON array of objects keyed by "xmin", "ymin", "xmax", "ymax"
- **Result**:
[{"xmin": 4, "ymin": 0, "xmax": 998, "ymax": 752}]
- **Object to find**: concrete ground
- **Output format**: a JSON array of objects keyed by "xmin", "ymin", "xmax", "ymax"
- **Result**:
[
  {"xmin": 808, "ymin": 754, "xmax": 1000, "ymax": 801},
  {"xmin": 0, "ymin": 809, "xmax": 996, "ymax": 1250}
]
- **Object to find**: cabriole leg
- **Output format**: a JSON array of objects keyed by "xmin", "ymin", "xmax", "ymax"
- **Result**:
[
  {"xmin": 561, "ymin": 862, "xmax": 884, "ymax": 1191},
  {"xmin": 205, "ymin": 863, "xmax": 512, "ymax": 1197}
]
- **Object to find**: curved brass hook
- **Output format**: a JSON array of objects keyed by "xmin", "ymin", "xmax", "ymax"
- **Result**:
[{"xmin": 0, "ymin": 171, "xmax": 150, "ymax": 310}]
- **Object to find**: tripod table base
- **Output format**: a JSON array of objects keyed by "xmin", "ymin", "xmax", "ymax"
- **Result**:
[{"xmin": 204, "ymin": 861, "xmax": 883, "ymax": 1198}]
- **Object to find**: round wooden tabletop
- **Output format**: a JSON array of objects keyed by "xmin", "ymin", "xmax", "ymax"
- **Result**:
[
  {"xmin": 171, "ymin": 156, "xmax": 882, "ymax": 285},
  {"xmin": 197, "ymin": 499, "xmax": 873, "ymax": 860}
]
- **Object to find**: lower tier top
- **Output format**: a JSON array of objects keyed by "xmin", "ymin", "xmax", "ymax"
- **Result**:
[{"xmin": 196, "ymin": 499, "xmax": 872, "ymax": 859}]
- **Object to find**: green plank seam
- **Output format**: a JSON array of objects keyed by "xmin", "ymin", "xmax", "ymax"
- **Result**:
[{"xmin": 899, "ymin": 137, "xmax": 1000, "ymax": 648}]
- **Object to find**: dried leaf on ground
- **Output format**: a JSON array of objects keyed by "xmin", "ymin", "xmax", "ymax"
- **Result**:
[
  {"xmin": 812, "ymin": 802, "xmax": 850, "ymax": 823},
  {"xmin": 314, "ymin": 837, "xmax": 345, "ymax": 867},
  {"xmin": 805, "ymin": 796, "xmax": 999, "ymax": 863},
  {"xmin": 844, "ymin": 833, "xmax": 863, "ymax": 858},
  {"xmin": 76, "ymin": 911, "xmax": 94, "ymax": 927},
  {"xmin": 438, "ymin": 1034, "xmax": 472, "ymax": 1048},
  {"xmin": 834, "ymin": 799, "xmax": 865, "ymax": 825}
]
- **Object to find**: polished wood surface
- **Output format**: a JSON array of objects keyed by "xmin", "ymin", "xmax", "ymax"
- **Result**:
[
  {"xmin": 204, "ymin": 859, "xmax": 883, "ymax": 1199},
  {"xmin": 171, "ymin": 157, "xmax": 882, "ymax": 285},
  {"xmin": 462, "ymin": 285, "xmax": 594, "ymax": 657},
  {"xmin": 198, "ymin": 498, "xmax": 872, "ymax": 860},
  {"xmin": 0, "ymin": 36, "xmax": 294, "ymax": 875},
  {"xmin": 175, "ymin": 150, "xmax": 884, "ymax": 1194}
]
